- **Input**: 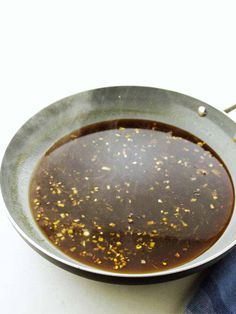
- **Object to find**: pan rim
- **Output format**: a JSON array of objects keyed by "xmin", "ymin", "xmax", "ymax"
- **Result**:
[{"xmin": 1, "ymin": 85, "xmax": 235, "ymax": 280}]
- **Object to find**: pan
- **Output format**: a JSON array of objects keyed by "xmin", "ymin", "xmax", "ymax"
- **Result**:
[{"xmin": 1, "ymin": 86, "xmax": 235, "ymax": 284}]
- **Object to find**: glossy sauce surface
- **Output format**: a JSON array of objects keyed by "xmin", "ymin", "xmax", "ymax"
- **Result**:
[{"xmin": 30, "ymin": 119, "xmax": 234, "ymax": 273}]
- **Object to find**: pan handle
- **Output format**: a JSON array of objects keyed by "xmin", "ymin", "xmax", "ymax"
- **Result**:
[
  {"xmin": 224, "ymin": 104, "xmax": 236, "ymax": 114},
  {"xmin": 224, "ymin": 104, "xmax": 236, "ymax": 122}
]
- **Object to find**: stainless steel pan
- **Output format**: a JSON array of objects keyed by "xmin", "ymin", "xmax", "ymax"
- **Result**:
[{"xmin": 1, "ymin": 86, "xmax": 235, "ymax": 284}]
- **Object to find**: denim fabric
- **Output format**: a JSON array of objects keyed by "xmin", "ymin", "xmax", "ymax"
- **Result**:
[{"xmin": 185, "ymin": 248, "xmax": 236, "ymax": 314}]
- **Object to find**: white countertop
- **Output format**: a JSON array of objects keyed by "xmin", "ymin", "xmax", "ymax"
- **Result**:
[{"xmin": 0, "ymin": 2, "xmax": 236, "ymax": 313}]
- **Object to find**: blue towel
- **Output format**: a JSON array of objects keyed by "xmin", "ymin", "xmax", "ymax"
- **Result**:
[{"xmin": 185, "ymin": 248, "xmax": 236, "ymax": 314}]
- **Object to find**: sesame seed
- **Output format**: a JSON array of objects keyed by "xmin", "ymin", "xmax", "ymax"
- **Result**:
[{"xmin": 83, "ymin": 230, "xmax": 90, "ymax": 236}]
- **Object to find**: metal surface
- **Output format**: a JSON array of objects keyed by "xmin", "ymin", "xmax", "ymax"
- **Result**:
[
  {"xmin": 1, "ymin": 86, "xmax": 236, "ymax": 284},
  {"xmin": 224, "ymin": 104, "xmax": 236, "ymax": 114}
]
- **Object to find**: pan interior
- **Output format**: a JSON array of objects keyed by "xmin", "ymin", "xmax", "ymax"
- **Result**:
[{"xmin": 29, "ymin": 118, "xmax": 234, "ymax": 274}]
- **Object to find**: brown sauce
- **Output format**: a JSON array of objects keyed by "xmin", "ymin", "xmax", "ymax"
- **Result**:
[{"xmin": 29, "ymin": 119, "xmax": 234, "ymax": 273}]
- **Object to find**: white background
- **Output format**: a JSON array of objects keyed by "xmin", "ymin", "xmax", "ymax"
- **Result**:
[{"xmin": 0, "ymin": 1, "xmax": 236, "ymax": 314}]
